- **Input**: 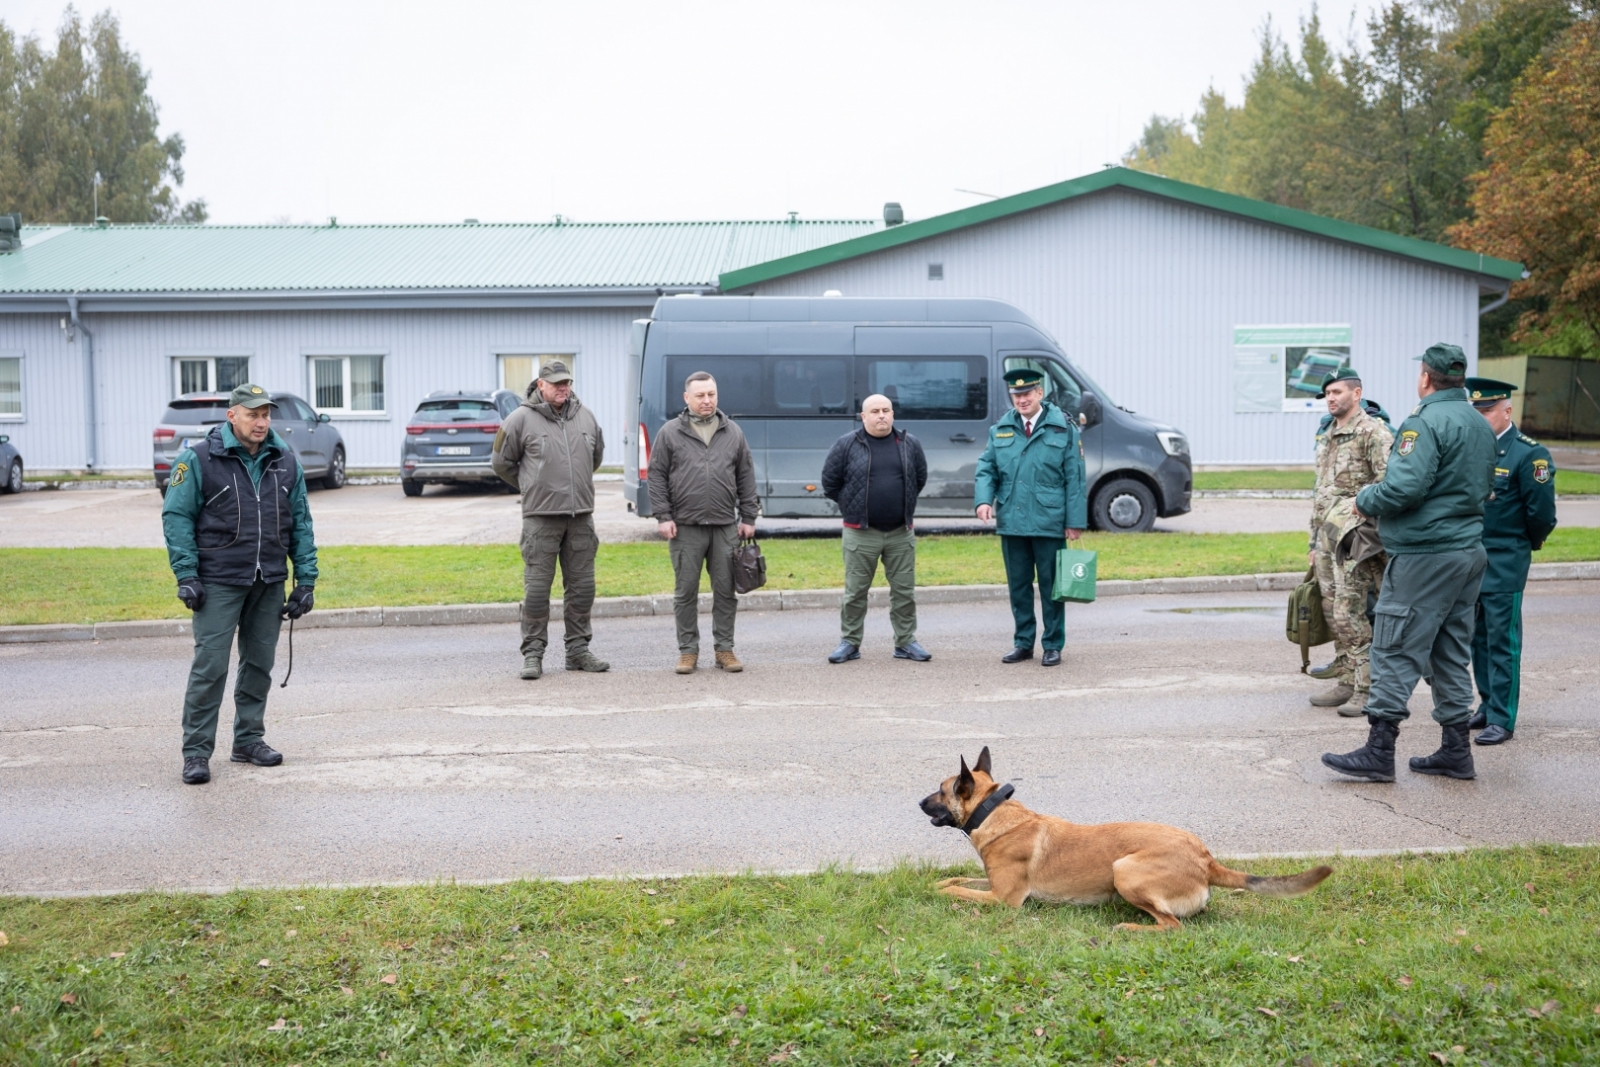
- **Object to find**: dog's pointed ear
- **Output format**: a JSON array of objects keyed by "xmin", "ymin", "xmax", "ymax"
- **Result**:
[
  {"xmin": 975, "ymin": 746, "xmax": 992, "ymax": 776},
  {"xmin": 957, "ymin": 755, "xmax": 975, "ymax": 798}
]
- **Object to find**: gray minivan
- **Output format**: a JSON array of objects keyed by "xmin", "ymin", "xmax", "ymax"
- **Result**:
[{"xmin": 623, "ymin": 296, "xmax": 1191, "ymax": 531}]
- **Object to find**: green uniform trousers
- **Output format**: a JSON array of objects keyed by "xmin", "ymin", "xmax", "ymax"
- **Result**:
[
  {"xmin": 1471, "ymin": 591, "xmax": 1523, "ymax": 731},
  {"xmin": 520, "ymin": 513, "xmax": 596, "ymax": 658},
  {"xmin": 1001, "ymin": 534, "xmax": 1065, "ymax": 652},
  {"xmin": 840, "ymin": 525, "xmax": 918, "ymax": 646},
  {"xmin": 1366, "ymin": 546, "xmax": 1487, "ymax": 726},
  {"xmin": 670, "ymin": 522, "xmax": 739, "ymax": 654},
  {"xmin": 181, "ymin": 579, "xmax": 284, "ymax": 759}
]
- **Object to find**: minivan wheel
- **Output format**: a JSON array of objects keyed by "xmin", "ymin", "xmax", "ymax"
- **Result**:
[
  {"xmin": 322, "ymin": 446, "xmax": 346, "ymax": 490},
  {"xmin": 401, "ymin": 477, "xmax": 423, "ymax": 497},
  {"xmin": 3, "ymin": 458, "xmax": 20, "ymax": 494},
  {"xmin": 1092, "ymin": 477, "xmax": 1158, "ymax": 533}
]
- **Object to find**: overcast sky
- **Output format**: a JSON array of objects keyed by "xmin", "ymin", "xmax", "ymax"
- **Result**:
[{"xmin": 7, "ymin": 0, "xmax": 1383, "ymax": 226}]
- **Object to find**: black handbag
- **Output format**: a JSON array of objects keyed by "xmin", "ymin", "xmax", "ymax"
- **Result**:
[{"xmin": 732, "ymin": 537, "xmax": 767, "ymax": 594}]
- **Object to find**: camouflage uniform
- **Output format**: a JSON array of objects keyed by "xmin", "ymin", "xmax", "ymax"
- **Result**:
[{"xmin": 1311, "ymin": 409, "xmax": 1394, "ymax": 702}]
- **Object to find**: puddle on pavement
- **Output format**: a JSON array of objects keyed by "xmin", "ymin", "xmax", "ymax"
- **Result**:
[{"xmin": 1147, "ymin": 606, "xmax": 1278, "ymax": 615}]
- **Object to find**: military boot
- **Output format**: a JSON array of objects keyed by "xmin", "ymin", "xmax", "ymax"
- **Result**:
[
  {"xmin": 1321, "ymin": 716, "xmax": 1398, "ymax": 782},
  {"xmin": 1408, "ymin": 723, "xmax": 1476, "ymax": 780},
  {"xmin": 520, "ymin": 654, "xmax": 543, "ymax": 681},
  {"xmin": 1309, "ymin": 656, "xmax": 1347, "ymax": 680},
  {"xmin": 567, "ymin": 649, "xmax": 611, "ymax": 673},
  {"xmin": 1310, "ymin": 683, "xmax": 1355, "ymax": 707},
  {"xmin": 1337, "ymin": 690, "xmax": 1369, "ymax": 718}
]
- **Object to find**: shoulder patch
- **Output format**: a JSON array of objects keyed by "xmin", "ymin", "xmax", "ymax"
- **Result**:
[
  {"xmin": 1532, "ymin": 458, "xmax": 1551, "ymax": 484},
  {"xmin": 1397, "ymin": 430, "xmax": 1419, "ymax": 457},
  {"xmin": 170, "ymin": 461, "xmax": 189, "ymax": 486}
]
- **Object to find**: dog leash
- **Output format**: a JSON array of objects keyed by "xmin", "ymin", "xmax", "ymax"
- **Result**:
[
  {"xmin": 960, "ymin": 783, "xmax": 1015, "ymax": 836},
  {"xmin": 279, "ymin": 617, "xmax": 294, "ymax": 688}
]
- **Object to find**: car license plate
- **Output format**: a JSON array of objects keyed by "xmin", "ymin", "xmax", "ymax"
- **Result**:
[
  {"xmin": 436, "ymin": 446, "xmax": 472, "ymax": 456},
  {"xmin": 182, "ymin": 437, "xmax": 204, "ymax": 449}
]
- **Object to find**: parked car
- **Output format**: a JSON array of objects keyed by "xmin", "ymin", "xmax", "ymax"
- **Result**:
[
  {"xmin": 625, "ymin": 296, "xmax": 1191, "ymax": 532},
  {"xmin": 153, "ymin": 391, "xmax": 348, "ymax": 494},
  {"xmin": 0, "ymin": 434, "xmax": 21, "ymax": 494},
  {"xmin": 401, "ymin": 389, "xmax": 523, "ymax": 496}
]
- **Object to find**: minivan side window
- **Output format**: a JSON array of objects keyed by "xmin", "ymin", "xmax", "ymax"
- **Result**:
[
  {"xmin": 859, "ymin": 357, "xmax": 987, "ymax": 420},
  {"xmin": 1003, "ymin": 356, "xmax": 1082, "ymax": 416},
  {"xmin": 665, "ymin": 355, "xmax": 850, "ymax": 417}
]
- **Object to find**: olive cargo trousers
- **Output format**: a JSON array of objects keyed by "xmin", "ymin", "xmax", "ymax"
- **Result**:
[
  {"xmin": 840, "ymin": 525, "xmax": 917, "ymax": 647},
  {"xmin": 181, "ymin": 579, "xmax": 284, "ymax": 759},
  {"xmin": 520, "ymin": 514, "xmax": 597, "ymax": 658},
  {"xmin": 1365, "ymin": 546, "xmax": 1487, "ymax": 726},
  {"xmin": 670, "ymin": 522, "xmax": 739, "ymax": 655}
]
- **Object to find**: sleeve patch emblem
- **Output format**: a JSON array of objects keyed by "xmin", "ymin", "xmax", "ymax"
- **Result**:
[
  {"xmin": 171, "ymin": 461, "xmax": 188, "ymax": 486},
  {"xmin": 1397, "ymin": 430, "xmax": 1419, "ymax": 456},
  {"xmin": 1533, "ymin": 459, "xmax": 1551, "ymax": 484}
]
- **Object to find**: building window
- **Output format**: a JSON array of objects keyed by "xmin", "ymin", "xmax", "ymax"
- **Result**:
[
  {"xmin": 927, "ymin": 263, "xmax": 944, "ymax": 281},
  {"xmin": 173, "ymin": 355, "xmax": 251, "ymax": 396},
  {"xmin": 499, "ymin": 353, "xmax": 576, "ymax": 399},
  {"xmin": 0, "ymin": 355, "xmax": 21, "ymax": 419},
  {"xmin": 309, "ymin": 354, "xmax": 386, "ymax": 415}
]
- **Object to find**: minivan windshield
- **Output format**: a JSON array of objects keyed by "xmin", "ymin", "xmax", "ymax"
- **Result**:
[
  {"xmin": 411, "ymin": 400, "xmax": 499, "ymax": 424},
  {"xmin": 161, "ymin": 401, "xmax": 228, "ymax": 424}
]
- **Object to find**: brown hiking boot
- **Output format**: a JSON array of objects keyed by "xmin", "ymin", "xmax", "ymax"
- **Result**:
[
  {"xmin": 714, "ymin": 650, "xmax": 743, "ymax": 672},
  {"xmin": 1311, "ymin": 684, "xmax": 1355, "ymax": 707},
  {"xmin": 1337, "ymin": 690, "xmax": 1369, "ymax": 717},
  {"xmin": 675, "ymin": 653, "xmax": 697, "ymax": 675}
]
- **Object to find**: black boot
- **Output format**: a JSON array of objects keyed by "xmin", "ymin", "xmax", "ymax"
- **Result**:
[
  {"xmin": 1321, "ymin": 716, "xmax": 1398, "ymax": 782},
  {"xmin": 1409, "ymin": 723, "xmax": 1476, "ymax": 780}
]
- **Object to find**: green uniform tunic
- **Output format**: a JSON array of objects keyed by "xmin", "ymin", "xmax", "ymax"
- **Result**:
[
  {"xmin": 1353, "ymin": 388, "xmax": 1496, "ymax": 726},
  {"xmin": 1471, "ymin": 423, "xmax": 1558, "ymax": 731},
  {"xmin": 973, "ymin": 402, "xmax": 1088, "ymax": 652}
]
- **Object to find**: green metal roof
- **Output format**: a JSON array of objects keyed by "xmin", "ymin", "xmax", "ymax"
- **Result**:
[
  {"xmin": 717, "ymin": 167, "xmax": 1525, "ymax": 290},
  {"xmin": 0, "ymin": 218, "xmax": 880, "ymax": 295}
]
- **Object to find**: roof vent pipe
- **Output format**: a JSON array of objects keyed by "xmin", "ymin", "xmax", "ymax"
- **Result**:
[{"xmin": 883, "ymin": 202, "xmax": 903, "ymax": 227}]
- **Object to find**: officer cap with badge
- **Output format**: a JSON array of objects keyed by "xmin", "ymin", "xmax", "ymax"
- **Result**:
[
  {"xmin": 1004, "ymin": 369, "xmax": 1045, "ymax": 395},
  {"xmin": 228, "ymin": 383, "xmax": 278, "ymax": 410},
  {"xmin": 1465, "ymin": 376, "xmax": 1517, "ymax": 409}
]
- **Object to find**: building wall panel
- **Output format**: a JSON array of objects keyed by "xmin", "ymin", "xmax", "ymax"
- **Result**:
[{"xmin": 750, "ymin": 188, "xmax": 1482, "ymax": 464}]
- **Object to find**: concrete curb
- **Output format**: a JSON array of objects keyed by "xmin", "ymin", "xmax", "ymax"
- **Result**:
[{"xmin": 4, "ymin": 560, "xmax": 1597, "ymax": 644}]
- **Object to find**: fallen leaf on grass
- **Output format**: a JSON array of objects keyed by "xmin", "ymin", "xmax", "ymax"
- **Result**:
[
  {"xmin": 9, "ymin": 1006, "xmax": 20, "ymax": 1015},
  {"xmin": 1452, "ymin": 1047, "xmax": 1465, "ymax": 1054},
  {"xmin": 1428, "ymin": 1053, "xmax": 1447, "ymax": 1064},
  {"xmin": 1355, "ymin": 938, "xmax": 1366, "ymax": 945},
  {"xmin": 1472, "ymin": 944, "xmax": 1484, "ymax": 954},
  {"xmin": 768, "ymin": 1043, "xmax": 797, "ymax": 1063},
  {"xmin": 339, "ymin": 986, "xmax": 353, "ymax": 996},
  {"xmin": 258, "ymin": 959, "xmax": 271, "ymax": 968},
  {"xmin": 108, "ymin": 952, "xmax": 125, "ymax": 959},
  {"xmin": 1524, "ymin": 883, "xmax": 1535, "ymax": 892},
  {"xmin": 1287, "ymin": 955, "xmax": 1303, "ymax": 963},
  {"xmin": 1538, "ymin": 908, "xmax": 1549, "ymax": 916},
  {"xmin": 380, "ymin": 974, "xmax": 397, "ymax": 985},
  {"xmin": 644, "ymin": 888, "xmax": 658, "ymax": 896},
  {"xmin": 1256, "ymin": 1007, "xmax": 1279, "ymax": 1017},
  {"xmin": 0, "ymin": 931, "xmax": 8, "ymax": 947},
  {"xmin": 876, "ymin": 924, "xmax": 891, "ymax": 936},
  {"xmin": 286, "ymin": 929, "xmax": 298, "ymax": 939},
  {"xmin": 60, "ymin": 993, "xmax": 77, "ymax": 1005},
  {"xmin": 1540, "ymin": 1000, "xmax": 1559, "ymax": 1015},
  {"xmin": 92, "ymin": 1026, "xmax": 103, "ymax": 1038},
  {"xmin": 1034, "ymin": 1027, "xmax": 1045, "ymax": 1037},
  {"xmin": 1397, "ymin": 975, "xmax": 1413, "ymax": 988},
  {"xmin": 661, "ymin": 918, "xmax": 675, "ymax": 926},
  {"xmin": 267, "ymin": 1018, "xmax": 288, "ymax": 1032},
  {"xmin": 535, "ymin": 949, "xmax": 550, "ymax": 960},
  {"xmin": 732, "ymin": 1004, "xmax": 748, "ymax": 1018},
  {"xmin": 623, "ymin": 976, "xmax": 640, "ymax": 985},
  {"xmin": 1455, "ymin": 929, "xmax": 1467, "ymax": 936}
]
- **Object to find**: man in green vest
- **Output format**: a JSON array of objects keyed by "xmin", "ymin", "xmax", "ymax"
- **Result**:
[
  {"xmin": 974, "ymin": 369, "xmax": 1088, "ymax": 667},
  {"xmin": 1464, "ymin": 377, "xmax": 1558, "ymax": 746},
  {"xmin": 1322, "ymin": 344, "xmax": 1496, "ymax": 783}
]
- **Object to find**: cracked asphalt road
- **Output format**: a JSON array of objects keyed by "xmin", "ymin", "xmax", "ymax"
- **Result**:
[{"xmin": 3, "ymin": 583, "xmax": 1597, "ymax": 896}]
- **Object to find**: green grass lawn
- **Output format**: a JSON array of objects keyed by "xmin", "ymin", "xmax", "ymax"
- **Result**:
[
  {"xmin": 6, "ymin": 527, "xmax": 1600, "ymax": 626},
  {"xmin": 1, "ymin": 847, "xmax": 1595, "ymax": 1065},
  {"xmin": 1192, "ymin": 469, "xmax": 1600, "ymax": 494}
]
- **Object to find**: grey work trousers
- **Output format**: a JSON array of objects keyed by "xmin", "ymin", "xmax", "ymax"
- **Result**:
[
  {"xmin": 181, "ymin": 579, "xmax": 284, "ymax": 759},
  {"xmin": 1366, "ymin": 546, "xmax": 1487, "ymax": 726},
  {"xmin": 520, "ymin": 513, "xmax": 597, "ymax": 658},
  {"xmin": 669, "ymin": 522, "xmax": 739, "ymax": 654},
  {"xmin": 840, "ymin": 525, "xmax": 917, "ymax": 646}
]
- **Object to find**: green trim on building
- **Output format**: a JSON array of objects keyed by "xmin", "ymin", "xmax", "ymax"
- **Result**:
[{"xmin": 716, "ymin": 167, "xmax": 1525, "ymax": 291}]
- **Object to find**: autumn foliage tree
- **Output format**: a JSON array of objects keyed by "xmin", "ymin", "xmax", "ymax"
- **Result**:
[{"xmin": 1449, "ymin": 18, "xmax": 1600, "ymax": 354}]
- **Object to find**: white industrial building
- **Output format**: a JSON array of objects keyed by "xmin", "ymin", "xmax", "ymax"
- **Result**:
[{"xmin": 0, "ymin": 168, "xmax": 1518, "ymax": 472}]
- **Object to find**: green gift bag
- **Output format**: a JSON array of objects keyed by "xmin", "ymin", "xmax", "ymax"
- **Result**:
[{"xmin": 1052, "ymin": 547, "xmax": 1098, "ymax": 603}]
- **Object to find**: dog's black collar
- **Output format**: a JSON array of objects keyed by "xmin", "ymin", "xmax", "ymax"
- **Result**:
[{"xmin": 960, "ymin": 783, "xmax": 1015, "ymax": 836}]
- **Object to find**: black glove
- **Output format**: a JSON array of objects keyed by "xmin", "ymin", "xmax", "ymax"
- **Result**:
[
  {"xmin": 177, "ymin": 577, "xmax": 206, "ymax": 611},
  {"xmin": 282, "ymin": 584, "xmax": 315, "ymax": 621}
]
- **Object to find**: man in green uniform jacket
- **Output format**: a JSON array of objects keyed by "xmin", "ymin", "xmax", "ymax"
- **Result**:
[
  {"xmin": 1322, "ymin": 344, "xmax": 1496, "ymax": 783},
  {"xmin": 162, "ymin": 384, "xmax": 318, "ymax": 786},
  {"xmin": 974, "ymin": 369, "xmax": 1088, "ymax": 667},
  {"xmin": 1464, "ymin": 377, "xmax": 1558, "ymax": 746}
]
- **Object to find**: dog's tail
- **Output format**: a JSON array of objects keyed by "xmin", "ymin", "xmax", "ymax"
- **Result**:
[{"xmin": 1208, "ymin": 860, "xmax": 1333, "ymax": 898}]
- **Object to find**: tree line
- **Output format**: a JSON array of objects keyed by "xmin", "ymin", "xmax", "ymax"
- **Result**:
[
  {"xmin": 0, "ymin": 6, "xmax": 206, "ymax": 226},
  {"xmin": 1126, "ymin": 1, "xmax": 1599, "ymax": 359}
]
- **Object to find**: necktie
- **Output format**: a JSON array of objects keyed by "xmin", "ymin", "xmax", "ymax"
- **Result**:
[{"xmin": 1024, "ymin": 419, "xmax": 1033, "ymax": 437}]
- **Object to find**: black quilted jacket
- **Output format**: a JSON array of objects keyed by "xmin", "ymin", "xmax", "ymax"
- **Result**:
[{"xmin": 820, "ymin": 428, "xmax": 928, "ymax": 528}]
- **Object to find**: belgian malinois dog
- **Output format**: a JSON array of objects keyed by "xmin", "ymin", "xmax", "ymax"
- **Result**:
[{"xmin": 919, "ymin": 747, "xmax": 1332, "ymax": 930}]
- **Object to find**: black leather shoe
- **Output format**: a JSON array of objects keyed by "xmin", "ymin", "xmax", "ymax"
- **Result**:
[
  {"xmin": 893, "ymin": 641, "xmax": 932, "ymax": 662},
  {"xmin": 828, "ymin": 641, "xmax": 860, "ymax": 664},
  {"xmin": 1041, "ymin": 649, "xmax": 1062, "ymax": 667},
  {"xmin": 1321, "ymin": 717, "xmax": 1399, "ymax": 782},
  {"xmin": 1409, "ymin": 722, "xmax": 1475, "ymax": 778},
  {"xmin": 1001, "ymin": 647, "xmax": 1033, "ymax": 664},
  {"xmin": 231, "ymin": 741, "xmax": 283, "ymax": 767},
  {"xmin": 1467, "ymin": 709, "xmax": 1487, "ymax": 730},
  {"xmin": 1473, "ymin": 724, "xmax": 1513, "ymax": 746},
  {"xmin": 182, "ymin": 757, "xmax": 211, "ymax": 785}
]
